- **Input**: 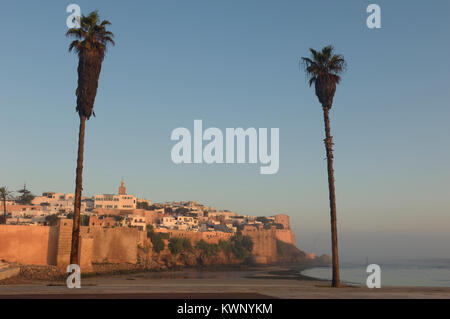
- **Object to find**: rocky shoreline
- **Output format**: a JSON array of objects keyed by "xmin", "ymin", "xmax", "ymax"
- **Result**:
[
  {"xmin": 0, "ymin": 259, "xmax": 329, "ymax": 285},
  {"xmin": 0, "ymin": 239, "xmax": 330, "ymax": 285}
]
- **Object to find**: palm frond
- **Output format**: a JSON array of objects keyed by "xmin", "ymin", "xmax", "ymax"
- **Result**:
[
  {"xmin": 68, "ymin": 40, "xmax": 81, "ymax": 52},
  {"xmin": 300, "ymin": 45, "xmax": 347, "ymax": 108},
  {"xmin": 301, "ymin": 46, "xmax": 346, "ymax": 80},
  {"xmin": 66, "ymin": 10, "xmax": 115, "ymax": 57},
  {"xmin": 66, "ymin": 28, "xmax": 85, "ymax": 39}
]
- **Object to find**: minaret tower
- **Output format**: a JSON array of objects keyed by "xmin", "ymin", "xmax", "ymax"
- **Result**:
[{"xmin": 118, "ymin": 180, "xmax": 127, "ymax": 195}]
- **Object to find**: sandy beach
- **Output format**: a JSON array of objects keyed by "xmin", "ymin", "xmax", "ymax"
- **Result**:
[{"xmin": 1, "ymin": 267, "xmax": 449, "ymax": 299}]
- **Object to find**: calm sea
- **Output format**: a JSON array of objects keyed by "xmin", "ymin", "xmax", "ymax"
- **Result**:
[{"xmin": 301, "ymin": 259, "xmax": 450, "ymax": 287}]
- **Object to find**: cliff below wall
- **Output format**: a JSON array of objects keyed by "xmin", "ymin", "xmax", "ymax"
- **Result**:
[
  {"xmin": 111, "ymin": 237, "xmax": 310, "ymax": 273},
  {"xmin": 137, "ymin": 229, "xmax": 308, "ymax": 271},
  {"xmin": 276, "ymin": 239, "xmax": 307, "ymax": 263},
  {"xmin": 137, "ymin": 248, "xmax": 243, "ymax": 271}
]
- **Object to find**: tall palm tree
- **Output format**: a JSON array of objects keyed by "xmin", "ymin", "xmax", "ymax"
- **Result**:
[
  {"xmin": 301, "ymin": 45, "xmax": 346, "ymax": 287},
  {"xmin": 0, "ymin": 186, "xmax": 13, "ymax": 224},
  {"xmin": 66, "ymin": 11, "xmax": 114, "ymax": 265}
]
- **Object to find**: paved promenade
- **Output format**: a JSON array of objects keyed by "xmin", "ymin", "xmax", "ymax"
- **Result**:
[{"xmin": 1, "ymin": 270, "xmax": 449, "ymax": 299}]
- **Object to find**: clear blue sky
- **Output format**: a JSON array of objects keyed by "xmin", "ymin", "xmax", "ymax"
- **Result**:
[{"xmin": 1, "ymin": 1, "xmax": 449, "ymax": 261}]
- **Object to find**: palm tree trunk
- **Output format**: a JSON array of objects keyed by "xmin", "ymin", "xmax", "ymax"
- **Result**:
[
  {"xmin": 70, "ymin": 114, "xmax": 86, "ymax": 265},
  {"xmin": 322, "ymin": 106, "xmax": 340, "ymax": 287}
]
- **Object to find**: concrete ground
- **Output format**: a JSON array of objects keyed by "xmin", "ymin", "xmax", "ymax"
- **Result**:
[{"xmin": 1, "ymin": 271, "xmax": 449, "ymax": 299}]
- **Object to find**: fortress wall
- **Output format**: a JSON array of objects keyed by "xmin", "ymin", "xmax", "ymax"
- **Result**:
[
  {"xmin": 164, "ymin": 229, "xmax": 202, "ymax": 243},
  {"xmin": 274, "ymin": 214, "xmax": 290, "ymax": 229},
  {"xmin": 1, "ymin": 222, "xmax": 283, "ymax": 268},
  {"xmin": 0, "ymin": 225, "xmax": 53, "ymax": 265},
  {"xmin": 89, "ymin": 227, "xmax": 138, "ymax": 264},
  {"xmin": 275, "ymin": 229, "xmax": 296, "ymax": 245},
  {"xmin": 132, "ymin": 209, "xmax": 161, "ymax": 224},
  {"xmin": 164, "ymin": 229, "xmax": 234, "ymax": 244},
  {"xmin": 138, "ymin": 230, "xmax": 147, "ymax": 246},
  {"xmin": 55, "ymin": 219, "xmax": 138, "ymax": 269},
  {"xmin": 242, "ymin": 226, "xmax": 277, "ymax": 264},
  {"xmin": 55, "ymin": 219, "xmax": 90, "ymax": 269},
  {"xmin": 47, "ymin": 225, "xmax": 59, "ymax": 265},
  {"xmin": 200, "ymin": 231, "xmax": 233, "ymax": 244},
  {"xmin": 167, "ymin": 227, "xmax": 277, "ymax": 263},
  {"xmin": 55, "ymin": 219, "xmax": 73, "ymax": 268}
]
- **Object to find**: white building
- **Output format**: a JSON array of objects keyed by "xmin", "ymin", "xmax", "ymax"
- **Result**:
[
  {"xmin": 9, "ymin": 206, "xmax": 48, "ymax": 218},
  {"xmin": 32, "ymin": 192, "xmax": 74, "ymax": 205},
  {"xmin": 31, "ymin": 192, "xmax": 86, "ymax": 215},
  {"xmin": 129, "ymin": 216, "xmax": 146, "ymax": 231},
  {"xmin": 94, "ymin": 181, "xmax": 136, "ymax": 210},
  {"xmin": 161, "ymin": 216, "xmax": 176, "ymax": 228},
  {"xmin": 94, "ymin": 194, "xmax": 136, "ymax": 210},
  {"xmin": 177, "ymin": 216, "xmax": 198, "ymax": 228},
  {"xmin": 160, "ymin": 215, "xmax": 198, "ymax": 231}
]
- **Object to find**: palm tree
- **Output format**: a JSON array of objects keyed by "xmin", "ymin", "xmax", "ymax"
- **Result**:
[
  {"xmin": 0, "ymin": 186, "xmax": 13, "ymax": 224},
  {"xmin": 301, "ymin": 45, "xmax": 346, "ymax": 287},
  {"xmin": 66, "ymin": 11, "xmax": 114, "ymax": 265}
]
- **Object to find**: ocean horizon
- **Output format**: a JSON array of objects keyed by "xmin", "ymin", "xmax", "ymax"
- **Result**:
[{"xmin": 301, "ymin": 259, "xmax": 450, "ymax": 287}]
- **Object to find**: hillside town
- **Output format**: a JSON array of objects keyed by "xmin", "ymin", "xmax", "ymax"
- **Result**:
[
  {"xmin": 0, "ymin": 180, "xmax": 333, "ymax": 285},
  {"xmin": 1, "ymin": 181, "xmax": 297, "ymax": 247}
]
